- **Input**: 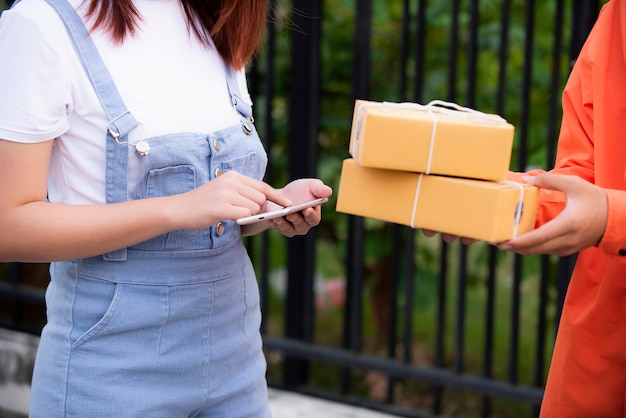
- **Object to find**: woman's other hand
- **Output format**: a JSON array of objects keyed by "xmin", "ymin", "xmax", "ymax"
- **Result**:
[{"xmin": 267, "ymin": 178, "xmax": 333, "ymax": 237}]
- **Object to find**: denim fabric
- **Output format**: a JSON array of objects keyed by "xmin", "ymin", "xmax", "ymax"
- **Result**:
[
  {"xmin": 32, "ymin": 248, "xmax": 269, "ymax": 418},
  {"xmin": 29, "ymin": 0, "xmax": 270, "ymax": 416},
  {"xmin": 128, "ymin": 127, "xmax": 266, "ymax": 253}
]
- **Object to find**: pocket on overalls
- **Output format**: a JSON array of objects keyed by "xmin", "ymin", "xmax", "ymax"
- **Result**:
[
  {"xmin": 221, "ymin": 152, "xmax": 265, "ymax": 181},
  {"xmin": 132, "ymin": 164, "xmax": 212, "ymax": 251},
  {"xmin": 69, "ymin": 276, "xmax": 120, "ymax": 349}
]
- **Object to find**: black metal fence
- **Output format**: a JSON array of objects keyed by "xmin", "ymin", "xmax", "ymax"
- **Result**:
[{"xmin": 0, "ymin": 0, "xmax": 604, "ymax": 417}]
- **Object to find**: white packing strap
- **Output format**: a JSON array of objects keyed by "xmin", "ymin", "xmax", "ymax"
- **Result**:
[
  {"xmin": 352, "ymin": 100, "xmax": 507, "ymax": 174},
  {"xmin": 410, "ymin": 173, "xmax": 425, "ymax": 228},
  {"xmin": 498, "ymin": 180, "xmax": 526, "ymax": 239},
  {"xmin": 425, "ymin": 100, "xmax": 507, "ymax": 125},
  {"xmin": 410, "ymin": 178, "xmax": 525, "ymax": 237},
  {"xmin": 351, "ymin": 102, "xmax": 376, "ymax": 157}
]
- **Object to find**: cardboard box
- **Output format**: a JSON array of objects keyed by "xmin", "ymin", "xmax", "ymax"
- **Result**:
[
  {"xmin": 349, "ymin": 100, "xmax": 515, "ymax": 181},
  {"xmin": 336, "ymin": 159, "xmax": 537, "ymax": 242}
]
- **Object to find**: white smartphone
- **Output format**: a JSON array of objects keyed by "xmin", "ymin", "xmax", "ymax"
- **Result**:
[{"xmin": 236, "ymin": 197, "xmax": 329, "ymax": 226}]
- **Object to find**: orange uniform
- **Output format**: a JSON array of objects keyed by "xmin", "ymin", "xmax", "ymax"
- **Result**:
[{"xmin": 509, "ymin": 0, "xmax": 626, "ymax": 416}]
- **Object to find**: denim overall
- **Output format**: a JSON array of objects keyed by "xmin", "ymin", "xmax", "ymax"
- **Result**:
[{"xmin": 28, "ymin": 0, "xmax": 271, "ymax": 416}]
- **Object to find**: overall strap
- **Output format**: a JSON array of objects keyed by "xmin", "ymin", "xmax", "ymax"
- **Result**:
[
  {"xmin": 224, "ymin": 66, "xmax": 256, "ymax": 135},
  {"xmin": 43, "ymin": 0, "xmax": 137, "ymax": 203},
  {"xmin": 43, "ymin": 0, "xmax": 138, "ymax": 142},
  {"xmin": 43, "ymin": 0, "xmax": 136, "ymax": 260}
]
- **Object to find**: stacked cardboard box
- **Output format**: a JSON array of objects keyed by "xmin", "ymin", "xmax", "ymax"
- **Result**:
[{"xmin": 336, "ymin": 100, "xmax": 538, "ymax": 242}]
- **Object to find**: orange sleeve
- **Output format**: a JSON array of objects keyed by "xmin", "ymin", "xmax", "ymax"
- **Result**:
[
  {"xmin": 554, "ymin": 9, "xmax": 626, "ymax": 258},
  {"xmin": 599, "ymin": 189, "xmax": 626, "ymax": 256}
]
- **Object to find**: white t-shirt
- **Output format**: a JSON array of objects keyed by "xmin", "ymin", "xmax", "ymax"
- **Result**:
[{"xmin": 0, "ymin": 0, "xmax": 252, "ymax": 205}]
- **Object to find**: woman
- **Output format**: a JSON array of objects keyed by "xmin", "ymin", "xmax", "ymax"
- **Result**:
[{"xmin": 0, "ymin": 0, "xmax": 332, "ymax": 416}]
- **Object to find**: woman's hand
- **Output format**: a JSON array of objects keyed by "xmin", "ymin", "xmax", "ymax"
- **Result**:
[
  {"xmin": 266, "ymin": 178, "xmax": 333, "ymax": 238},
  {"xmin": 498, "ymin": 173, "xmax": 607, "ymax": 256},
  {"xmin": 168, "ymin": 170, "xmax": 291, "ymax": 231}
]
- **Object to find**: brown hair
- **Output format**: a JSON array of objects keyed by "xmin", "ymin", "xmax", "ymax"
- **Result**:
[{"xmin": 84, "ymin": 0, "xmax": 267, "ymax": 69}]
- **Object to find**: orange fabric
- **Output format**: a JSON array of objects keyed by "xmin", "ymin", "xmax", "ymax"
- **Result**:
[{"xmin": 511, "ymin": 1, "xmax": 626, "ymax": 416}]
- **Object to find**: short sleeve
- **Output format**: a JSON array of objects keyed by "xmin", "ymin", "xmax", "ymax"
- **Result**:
[{"xmin": 0, "ymin": 1, "xmax": 72, "ymax": 142}]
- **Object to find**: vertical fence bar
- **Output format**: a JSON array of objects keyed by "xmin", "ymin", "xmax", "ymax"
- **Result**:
[
  {"xmin": 532, "ymin": 3, "xmax": 566, "ymax": 416},
  {"xmin": 393, "ymin": 0, "xmax": 429, "ymax": 404},
  {"xmin": 403, "ymin": 0, "xmax": 427, "ymax": 386},
  {"xmin": 402, "ymin": 232, "xmax": 416, "ymax": 363},
  {"xmin": 254, "ymin": 0, "xmax": 278, "ymax": 336},
  {"xmin": 433, "ymin": 241, "xmax": 448, "ymax": 415},
  {"xmin": 482, "ymin": 1, "xmax": 512, "ymax": 415},
  {"xmin": 533, "ymin": 252, "xmax": 551, "ymax": 396},
  {"xmin": 388, "ymin": 0, "xmax": 415, "ymax": 392},
  {"xmin": 496, "ymin": 0, "xmax": 512, "ymax": 122},
  {"xmin": 453, "ymin": 249, "xmax": 468, "ymax": 375},
  {"xmin": 508, "ymin": 255, "xmax": 522, "ymax": 385},
  {"xmin": 508, "ymin": 0, "xmax": 536, "ymax": 389},
  {"xmin": 386, "ymin": 226, "xmax": 401, "ymax": 404},
  {"xmin": 516, "ymin": 0, "xmax": 535, "ymax": 171},
  {"xmin": 546, "ymin": 0, "xmax": 565, "ymax": 168},
  {"xmin": 342, "ymin": 220, "xmax": 364, "ymax": 397},
  {"xmin": 341, "ymin": 0, "xmax": 372, "ymax": 396},
  {"xmin": 447, "ymin": 0, "xmax": 461, "ymax": 99},
  {"xmin": 407, "ymin": 0, "xmax": 428, "ymax": 371},
  {"xmin": 482, "ymin": 249, "xmax": 497, "ymax": 418},
  {"xmin": 399, "ymin": 0, "xmax": 412, "ymax": 101},
  {"xmin": 465, "ymin": 0, "xmax": 479, "ymax": 107},
  {"xmin": 434, "ymin": 0, "xmax": 461, "ymax": 412},
  {"xmin": 413, "ymin": 0, "xmax": 427, "ymax": 102},
  {"xmin": 284, "ymin": 0, "xmax": 322, "ymax": 387},
  {"xmin": 386, "ymin": 0, "xmax": 416, "ymax": 404},
  {"xmin": 454, "ymin": 0, "xmax": 480, "ymax": 382},
  {"xmin": 570, "ymin": 0, "xmax": 601, "ymax": 69}
]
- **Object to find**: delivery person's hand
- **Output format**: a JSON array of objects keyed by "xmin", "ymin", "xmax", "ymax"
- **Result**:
[{"xmin": 497, "ymin": 173, "xmax": 607, "ymax": 256}]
